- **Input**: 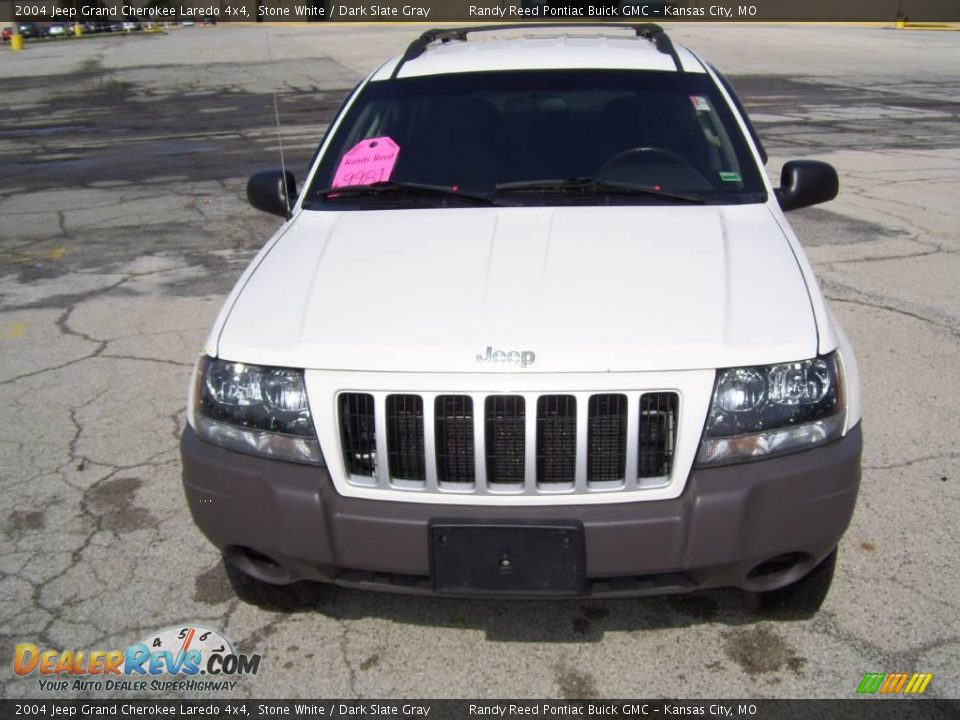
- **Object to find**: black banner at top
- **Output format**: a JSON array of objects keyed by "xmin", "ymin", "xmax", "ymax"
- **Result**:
[{"xmin": 6, "ymin": 0, "xmax": 960, "ymax": 23}]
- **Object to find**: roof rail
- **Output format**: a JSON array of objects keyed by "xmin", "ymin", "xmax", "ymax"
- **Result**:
[{"xmin": 389, "ymin": 23, "xmax": 684, "ymax": 80}]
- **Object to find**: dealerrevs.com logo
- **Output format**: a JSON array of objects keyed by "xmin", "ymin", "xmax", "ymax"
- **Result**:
[{"xmin": 13, "ymin": 625, "xmax": 261, "ymax": 693}]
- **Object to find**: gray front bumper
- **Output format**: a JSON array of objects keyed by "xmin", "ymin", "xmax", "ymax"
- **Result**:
[{"xmin": 180, "ymin": 423, "xmax": 861, "ymax": 598}]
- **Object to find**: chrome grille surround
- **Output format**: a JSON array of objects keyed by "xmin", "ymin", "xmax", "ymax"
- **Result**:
[
  {"xmin": 339, "ymin": 389, "xmax": 677, "ymax": 494},
  {"xmin": 307, "ymin": 370, "xmax": 713, "ymax": 506}
]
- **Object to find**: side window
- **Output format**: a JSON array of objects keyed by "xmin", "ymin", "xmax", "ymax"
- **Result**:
[
  {"xmin": 308, "ymin": 80, "xmax": 364, "ymax": 170},
  {"xmin": 711, "ymin": 67, "xmax": 768, "ymax": 165}
]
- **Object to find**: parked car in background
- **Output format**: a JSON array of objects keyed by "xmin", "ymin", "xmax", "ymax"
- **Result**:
[
  {"xmin": 122, "ymin": 20, "xmax": 142, "ymax": 31},
  {"xmin": 17, "ymin": 22, "xmax": 43, "ymax": 39},
  {"xmin": 48, "ymin": 24, "xmax": 68, "ymax": 38},
  {"xmin": 2, "ymin": 27, "xmax": 12, "ymax": 42}
]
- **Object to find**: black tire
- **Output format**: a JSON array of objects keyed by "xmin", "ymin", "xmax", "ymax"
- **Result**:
[
  {"xmin": 223, "ymin": 555, "xmax": 327, "ymax": 610},
  {"xmin": 745, "ymin": 548, "xmax": 837, "ymax": 619}
]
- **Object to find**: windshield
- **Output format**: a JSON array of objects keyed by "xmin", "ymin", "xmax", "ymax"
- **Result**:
[{"xmin": 304, "ymin": 70, "xmax": 767, "ymax": 210}]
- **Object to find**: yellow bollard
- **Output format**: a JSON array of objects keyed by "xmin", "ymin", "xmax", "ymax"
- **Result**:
[
  {"xmin": 11, "ymin": 34, "xmax": 24, "ymax": 51},
  {"xmin": 75, "ymin": 23, "xmax": 83, "ymax": 37}
]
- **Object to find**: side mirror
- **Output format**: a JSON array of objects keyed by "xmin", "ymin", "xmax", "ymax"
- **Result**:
[
  {"xmin": 247, "ymin": 169, "xmax": 297, "ymax": 218},
  {"xmin": 775, "ymin": 160, "xmax": 838, "ymax": 212}
]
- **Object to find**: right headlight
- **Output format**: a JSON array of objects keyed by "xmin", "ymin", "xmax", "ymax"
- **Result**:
[
  {"xmin": 193, "ymin": 356, "xmax": 325, "ymax": 466},
  {"xmin": 697, "ymin": 353, "xmax": 845, "ymax": 466}
]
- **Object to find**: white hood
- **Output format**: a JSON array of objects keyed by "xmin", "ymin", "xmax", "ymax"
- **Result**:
[{"xmin": 215, "ymin": 205, "xmax": 817, "ymax": 373}]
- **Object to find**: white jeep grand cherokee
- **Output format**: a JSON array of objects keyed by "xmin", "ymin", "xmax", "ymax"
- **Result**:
[{"xmin": 181, "ymin": 24, "xmax": 862, "ymax": 609}]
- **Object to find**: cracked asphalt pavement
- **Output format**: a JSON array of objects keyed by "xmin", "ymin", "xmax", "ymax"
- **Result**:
[{"xmin": 1, "ymin": 24, "xmax": 958, "ymax": 700}]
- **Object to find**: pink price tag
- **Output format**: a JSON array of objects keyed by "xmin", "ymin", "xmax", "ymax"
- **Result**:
[{"xmin": 332, "ymin": 136, "xmax": 401, "ymax": 188}]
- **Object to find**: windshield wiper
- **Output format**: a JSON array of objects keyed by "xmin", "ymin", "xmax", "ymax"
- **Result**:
[
  {"xmin": 315, "ymin": 181, "xmax": 501, "ymax": 206},
  {"xmin": 495, "ymin": 177, "xmax": 705, "ymax": 204}
]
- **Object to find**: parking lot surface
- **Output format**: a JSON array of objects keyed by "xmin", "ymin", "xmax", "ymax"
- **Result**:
[{"xmin": 1, "ymin": 24, "xmax": 958, "ymax": 699}]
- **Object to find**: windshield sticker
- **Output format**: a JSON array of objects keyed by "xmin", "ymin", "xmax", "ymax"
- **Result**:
[
  {"xmin": 332, "ymin": 136, "xmax": 400, "ymax": 188},
  {"xmin": 690, "ymin": 95, "xmax": 711, "ymax": 112},
  {"xmin": 719, "ymin": 171, "xmax": 742, "ymax": 183}
]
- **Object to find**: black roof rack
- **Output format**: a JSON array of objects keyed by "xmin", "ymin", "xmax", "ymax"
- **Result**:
[{"xmin": 389, "ymin": 23, "xmax": 684, "ymax": 80}]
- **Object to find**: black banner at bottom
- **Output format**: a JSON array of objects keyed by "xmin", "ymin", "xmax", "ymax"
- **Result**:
[{"xmin": 1, "ymin": 700, "xmax": 959, "ymax": 720}]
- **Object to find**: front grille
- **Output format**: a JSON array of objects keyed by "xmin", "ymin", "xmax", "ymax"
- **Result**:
[
  {"xmin": 338, "ymin": 390, "xmax": 680, "ymax": 496},
  {"xmin": 639, "ymin": 392, "xmax": 678, "ymax": 478},
  {"xmin": 588, "ymin": 394, "xmax": 627, "ymax": 483},
  {"xmin": 485, "ymin": 396, "xmax": 526, "ymax": 485},
  {"xmin": 537, "ymin": 395, "xmax": 577, "ymax": 485},
  {"xmin": 386, "ymin": 394, "xmax": 426, "ymax": 481},
  {"xmin": 435, "ymin": 395, "xmax": 475, "ymax": 485},
  {"xmin": 339, "ymin": 393, "xmax": 377, "ymax": 476}
]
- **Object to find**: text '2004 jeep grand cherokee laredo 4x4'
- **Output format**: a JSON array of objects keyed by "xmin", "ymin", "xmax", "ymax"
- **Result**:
[{"xmin": 181, "ymin": 24, "xmax": 862, "ymax": 609}]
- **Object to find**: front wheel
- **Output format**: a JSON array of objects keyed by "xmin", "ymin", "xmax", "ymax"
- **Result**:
[{"xmin": 744, "ymin": 548, "xmax": 837, "ymax": 619}]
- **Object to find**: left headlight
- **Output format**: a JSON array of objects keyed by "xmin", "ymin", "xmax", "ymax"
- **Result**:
[
  {"xmin": 193, "ymin": 356, "xmax": 325, "ymax": 466},
  {"xmin": 697, "ymin": 353, "xmax": 845, "ymax": 466}
]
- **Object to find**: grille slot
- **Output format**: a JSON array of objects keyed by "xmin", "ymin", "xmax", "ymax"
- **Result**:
[
  {"xmin": 386, "ymin": 394, "xmax": 426, "ymax": 481},
  {"xmin": 435, "ymin": 395, "xmax": 475, "ymax": 485},
  {"xmin": 638, "ymin": 392, "xmax": 679, "ymax": 478},
  {"xmin": 339, "ymin": 393, "xmax": 377, "ymax": 477},
  {"xmin": 587, "ymin": 394, "xmax": 627, "ymax": 484},
  {"xmin": 485, "ymin": 396, "xmax": 526, "ymax": 485},
  {"xmin": 536, "ymin": 395, "xmax": 577, "ymax": 485}
]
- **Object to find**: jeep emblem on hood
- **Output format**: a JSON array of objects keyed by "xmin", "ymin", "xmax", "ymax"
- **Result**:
[{"xmin": 476, "ymin": 346, "xmax": 536, "ymax": 368}]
